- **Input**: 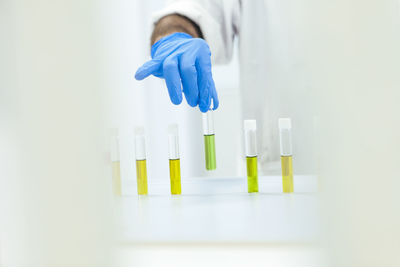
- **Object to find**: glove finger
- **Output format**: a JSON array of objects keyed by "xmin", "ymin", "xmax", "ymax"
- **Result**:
[
  {"xmin": 197, "ymin": 55, "xmax": 212, "ymax": 112},
  {"xmin": 198, "ymin": 77, "xmax": 211, "ymax": 112},
  {"xmin": 209, "ymin": 78, "xmax": 219, "ymax": 110},
  {"xmin": 163, "ymin": 55, "xmax": 183, "ymax": 105},
  {"xmin": 180, "ymin": 52, "xmax": 199, "ymax": 107},
  {"xmin": 135, "ymin": 59, "xmax": 162, "ymax": 80}
]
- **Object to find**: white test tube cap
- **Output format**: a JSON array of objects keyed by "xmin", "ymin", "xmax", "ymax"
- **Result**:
[
  {"xmin": 279, "ymin": 118, "xmax": 292, "ymax": 130},
  {"xmin": 244, "ymin": 120, "xmax": 257, "ymax": 157},
  {"xmin": 134, "ymin": 126, "xmax": 146, "ymax": 160},
  {"xmin": 279, "ymin": 118, "xmax": 293, "ymax": 156},
  {"xmin": 110, "ymin": 128, "xmax": 120, "ymax": 162},
  {"xmin": 202, "ymin": 110, "xmax": 214, "ymax": 135},
  {"xmin": 168, "ymin": 124, "xmax": 180, "ymax": 159}
]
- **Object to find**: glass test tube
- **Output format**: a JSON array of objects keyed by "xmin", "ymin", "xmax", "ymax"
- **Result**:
[
  {"xmin": 110, "ymin": 129, "xmax": 122, "ymax": 196},
  {"xmin": 202, "ymin": 111, "xmax": 216, "ymax": 170},
  {"xmin": 135, "ymin": 127, "xmax": 148, "ymax": 195},
  {"xmin": 279, "ymin": 118, "xmax": 294, "ymax": 193},
  {"xmin": 244, "ymin": 120, "xmax": 258, "ymax": 193},
  {"xmin": 168, "ymin": 124, "xmax": 181, "ymax": 195}
]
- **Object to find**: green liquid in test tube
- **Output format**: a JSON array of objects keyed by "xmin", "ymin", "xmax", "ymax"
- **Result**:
[{"xmin": 202, "ymin": 111, "xmax": 216, "ymax": 170}]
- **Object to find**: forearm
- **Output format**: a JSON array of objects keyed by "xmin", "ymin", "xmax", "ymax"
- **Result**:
[{"xmin": 151, "ymin": 14, "xmax": 203, "ymax": 45}]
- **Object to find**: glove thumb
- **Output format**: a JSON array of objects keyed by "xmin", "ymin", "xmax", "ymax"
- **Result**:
[{"xmin": 135, "ymin": 59, "xmax": 162, "ymax": 80}]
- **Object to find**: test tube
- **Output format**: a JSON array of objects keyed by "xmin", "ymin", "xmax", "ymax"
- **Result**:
[
  {"xmin": 244, "ymin": 120, "xmax": 258, "ymax": 193},
  {"xmin": 168, "ymin": 124, "xmax": 181, "ymax": 195},
  {"xmin": 202, "ymin": 111, "xmax": 216, "ymax": 170},
  {"xmin": 110, "ymin": 129, "xmax": 122, "ymax": 196},
  {"xmin": 279, "ymin": 118, "xmax": 294, "ymax": 193},
  {"xmin": 135, "ymin": 127, "xmax": 148, "ymax": 195}
]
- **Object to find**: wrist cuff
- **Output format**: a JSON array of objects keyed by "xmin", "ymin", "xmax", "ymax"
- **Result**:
[{"xmin": 151, "ymin": 32, "xmax": 193, "ymax": 58}]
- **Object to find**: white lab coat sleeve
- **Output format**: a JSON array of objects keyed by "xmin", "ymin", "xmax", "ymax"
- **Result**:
[{"xmin": 152, "ymin": 0, "xmax": 241, "ymax": 64}]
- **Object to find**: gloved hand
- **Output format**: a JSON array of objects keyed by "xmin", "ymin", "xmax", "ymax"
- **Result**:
[{"xmin": 135, "ymin": 32, "xmax": 219, "ymax": 113}]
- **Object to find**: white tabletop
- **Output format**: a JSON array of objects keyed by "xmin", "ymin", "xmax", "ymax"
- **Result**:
[{"xmin": 116, "ymin": 175, "xmax": 319, "ymax": 244}]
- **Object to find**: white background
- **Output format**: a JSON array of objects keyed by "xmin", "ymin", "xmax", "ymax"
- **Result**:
[{"xmin": 1, "ymin": 0, "xmax": 400, "ymax": 266}]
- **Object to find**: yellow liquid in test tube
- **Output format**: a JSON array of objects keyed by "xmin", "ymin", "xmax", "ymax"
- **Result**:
[
  {"xmin": 135, "ymin": 126, "xmax": 148, "ymax": 195},
  {"xmin": 244, "ymin": 120, "xmax": 258, "ymax": 193},
  {"xmin": 281, "ymin": 156, "xmax": 294, "ymax": 193},
  {"xmin": 136, "ymin": 159, "xmax": 148, "ymax": 195},
  {"xmin": 112, "ymin": 161, "xmax": 122, "ymax": 196},
  {"xmin": 279, "ymin": 118, "xmax": 294, "ymax": 193},
  {"xmin": 246, "ymin": 156, "xmax": 258, "ymax": 193},
  {"xmin": 110, "ymin": 129, "xmax": 121, "ymax": 196},
  {"xmin": 169, "ymin": 159, "xmax": 181, "ymax": 195}
]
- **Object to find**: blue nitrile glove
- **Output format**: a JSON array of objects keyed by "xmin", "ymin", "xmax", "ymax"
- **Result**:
[{"xmin": 135, "ymin": 32, "xmax": 219, "ymax": 113}]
